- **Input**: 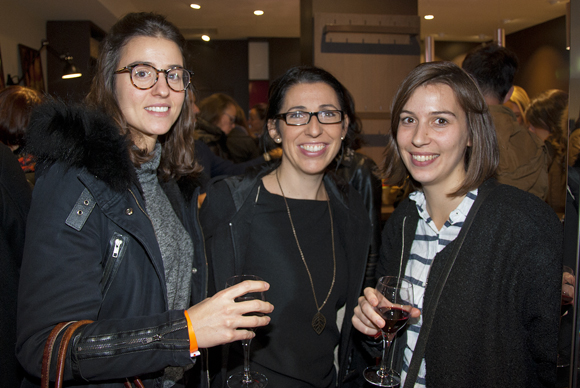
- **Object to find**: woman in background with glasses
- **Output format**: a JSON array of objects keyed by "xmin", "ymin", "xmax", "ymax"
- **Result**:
[
  {"xmin": 200, "ymin": 66, "xmax": 371, "ymax": 387},
  {"xmin": 17, "ymin": 12, "xmax": 272, "ymax": 388}
]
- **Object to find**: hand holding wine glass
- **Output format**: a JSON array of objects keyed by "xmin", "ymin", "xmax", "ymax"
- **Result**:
[
  {"xmin": 363, "ymin": 276, "xmax": 414, "ymax": 387},
  {"xmin": 226, "ymin": 275, "xmax": 269, "ymax": 388},
  {"xmin": 185, "ymin": 278, "xmax": 272, "ymax": 349}
]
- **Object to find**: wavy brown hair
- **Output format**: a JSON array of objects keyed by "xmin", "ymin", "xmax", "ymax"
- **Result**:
[
  {"xmin": 86, "ymin": 12, "xmax": 200, "ymax": 180},
  {"xmin": 383, "ymin": 61, "xmax": 499, "ymax": 197},
  {"xmin": 525, "ymin": 89, "xmax": 568, "ymax": 156}
]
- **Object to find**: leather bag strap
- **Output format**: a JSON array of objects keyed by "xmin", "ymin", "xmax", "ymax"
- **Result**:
[
  {"xmin": 54, "ymin": 320, "xmax": 92, "ymax": 388},
  {"xmin": 42, "ymin": 320, "xmax": 145, "ymax": 388},
  {"xmin": 403, "ymin": 183, "xmax": 497, "ymax": 388},
  {"xmin": 41, "ymin": 322, "xmax": 75, "ymax": 388}
]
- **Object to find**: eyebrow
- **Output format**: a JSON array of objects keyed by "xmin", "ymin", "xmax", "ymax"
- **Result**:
[
  {"xmin": 400, "ymin": 109, "xmax": 457, "ymax": 117},
  {"xmin": 125, "ymin": 61, "xmax": 184, "ymax": 69},
  {"xmin": 286, "ymin": 103, "xmax": 339, "ymax": 111}
]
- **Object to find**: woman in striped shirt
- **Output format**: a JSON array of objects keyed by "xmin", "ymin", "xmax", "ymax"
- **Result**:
[{"xmin": 352, "ymin": 61, "xmax": 562, "ymax": 388}]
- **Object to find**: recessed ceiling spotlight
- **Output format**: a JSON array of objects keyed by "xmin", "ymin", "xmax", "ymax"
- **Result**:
[
  {"xmin": 424, "ymin": 15, "xmax": 434, "ymax": 20},
  {"xmin": 254, "ymin": 10, "xmax": 264, "ymax": 16},
  {"xmin": 190, "ymin": 4, "xmax": 201, "ymax": 9},
  {"xmin": 201, "ymin": 35, "xmax": 210, "ymax": 42}
]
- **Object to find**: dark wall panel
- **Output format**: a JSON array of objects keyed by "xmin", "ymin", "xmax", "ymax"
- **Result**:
[
  {"xmin": 507, "ymin": 16, "xmax": 569, "ymax": 99},
  {"xmin": 186, "ymin": 40, "xmax": 249, "ymax": 110}
]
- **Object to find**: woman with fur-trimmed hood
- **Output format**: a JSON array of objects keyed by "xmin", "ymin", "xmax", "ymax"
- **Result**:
[{"xmin": 16, "ymin": 13, "xmax": 272, "ymax": 388}]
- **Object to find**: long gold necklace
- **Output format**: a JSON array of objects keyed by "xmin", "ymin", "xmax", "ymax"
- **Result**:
[{"xmin": 275, "ymin": 169, "xmax": 336, "ymax": 335}]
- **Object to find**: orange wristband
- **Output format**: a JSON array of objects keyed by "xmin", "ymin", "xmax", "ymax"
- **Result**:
[{"xmin": 184, "ymin": 310, "xmax": 200, "ymax": 357}]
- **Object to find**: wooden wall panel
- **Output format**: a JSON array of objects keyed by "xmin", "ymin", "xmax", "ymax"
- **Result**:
[{"xmin": 313, "ymin": 12, "xmax": 419, "ymax": 165}]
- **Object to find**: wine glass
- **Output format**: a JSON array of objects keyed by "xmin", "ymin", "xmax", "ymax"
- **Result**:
[
  {"xmin": 364, "ymin": 276, "xmax": 414, "ymax": 387},
  {"xmin": 225, "ymin": 275, "xmax": 268, "ymax": 388}
]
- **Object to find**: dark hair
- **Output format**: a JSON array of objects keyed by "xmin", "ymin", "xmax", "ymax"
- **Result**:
[
  {"xmin": 266, "ymin": 65, "xmax": 362, "ymax": 151},
  {"xmin": 251, "ymin": 103, "xmax": 268, "ymax": 121},
  {"xmin": 462, "ymin": 43, "xmax": 519, "ymax": 103},
  {"xmin": 86, "ymin": 12, "xmax": 199, "ymax": 179},
  {"xmin": 198, "ymin": 93, "xmax": 238, "ymax": 128},
  {"xmin": 0, "ymin": 86, "xmax": 43, "ymax": 148},
  {"xmin": 383, "ymin": 61, "xmax": 499, "ymax": 197},
  {"xmin": 526, "ymin": 89, "xmax": 569, "ymax": 155}
]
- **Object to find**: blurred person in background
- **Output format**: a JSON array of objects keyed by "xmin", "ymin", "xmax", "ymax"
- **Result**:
[
  {"xmin": 0, "ymin": 85, "xmax": 43, "ymax": 186},
  {"xmin": 526, "ymin": 89, "xmax": 568, "ymax": 215},
  {"xmin": 504, "ymin": 85, "xmax": 530, "ymax": 126},
  {"xmin": 463, "ymin": 43, "xmax": 548, "ymax": 201},
  {"xmin": 195, "ymin": 93, "xmax": 260, "ymax": 163}
]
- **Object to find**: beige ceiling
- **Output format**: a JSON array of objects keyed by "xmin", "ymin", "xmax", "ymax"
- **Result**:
[{"xmin": 14, "ymin": 0, "xmax": 569, "ymax": 42}]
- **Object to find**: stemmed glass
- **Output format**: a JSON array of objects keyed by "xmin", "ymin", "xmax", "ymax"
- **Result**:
[
  {"xmin": 225, "ymin": 275, "xmax": 268, "ymax": 388},
  {"xmin": 364, "ymin": 276, "xmax": 414, "ymax": 387}
]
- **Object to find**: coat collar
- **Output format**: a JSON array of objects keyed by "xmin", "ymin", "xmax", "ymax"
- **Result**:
[{"xmin": 26, "ymin": 100, "xmax": 139, "ymax": 193}]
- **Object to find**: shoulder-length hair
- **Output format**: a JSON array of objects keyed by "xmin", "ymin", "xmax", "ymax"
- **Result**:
[
  {"xmin": 0, "ymin": 86, "xmax": 43, "ymax": 148},
  {"xmin": 266, "ymin": 65, "xmax": 362, "ymax": 151},
  {"xmin": 383, "ymin": 61, "xmax": 499, "ymax": 197},
  {"xmin": 86, "ymin": 12, "xmax": 200, "ymax": 180}
]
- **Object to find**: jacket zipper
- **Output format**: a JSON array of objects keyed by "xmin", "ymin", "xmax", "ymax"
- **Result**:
[
  {"xmin": 77, "ymin": 321, "xmax": 188, "ymax": 353},
  {"xmin": 128, "ymin": 188, "xmax": 153, "ymax": 224},
  {"xmin": 112, "ymin": 238, "xmax": 123, "ymax": 258}
]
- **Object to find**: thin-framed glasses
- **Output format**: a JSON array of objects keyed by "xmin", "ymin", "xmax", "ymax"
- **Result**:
[
  {"xmin": 115, "ymin": 63, "xmax": 193, "ymax": 92},
  {"xmin": 274, "ymin": 110, "xmax": 344, "ymax": 126}
]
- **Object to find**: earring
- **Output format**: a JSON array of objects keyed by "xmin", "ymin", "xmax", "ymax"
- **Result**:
[
  {"xmin": 275, "ymin": 136, "xmax": 282, "ymax": 143},
  {"xmin": 340, "ymin": 136, "xmax": 344, "ymax": 140}
]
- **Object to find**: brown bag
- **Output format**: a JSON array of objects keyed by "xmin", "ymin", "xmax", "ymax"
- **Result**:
[{"xmin": 41, "ymin": 320, "xmax": 144, "ymax": 388}]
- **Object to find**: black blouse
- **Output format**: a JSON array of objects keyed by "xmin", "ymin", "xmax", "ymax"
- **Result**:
[{"xmin": 227, "ymin": 181, "xmax": 348, "ymax": 387}]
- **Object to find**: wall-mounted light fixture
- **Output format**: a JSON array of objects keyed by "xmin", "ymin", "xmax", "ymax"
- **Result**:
[{"xmin": 7, "ymin": 39, "xmax": 82, "ymax": 86}]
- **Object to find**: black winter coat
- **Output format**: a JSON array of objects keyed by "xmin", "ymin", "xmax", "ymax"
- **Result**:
[
  {"xmin": 199, "ymin": 165, "xmax": 371, "ymax": 387},
  {"xmin": 1, "ymin": 142, "xmax": 31, "ymax": 388},
  {"xmin": 17, "ymin": 102, "xmax": 208, "ymax": 388},
  {"xmin": 380, "ymin": 180, "xmax": 562, "ymax": 387}
]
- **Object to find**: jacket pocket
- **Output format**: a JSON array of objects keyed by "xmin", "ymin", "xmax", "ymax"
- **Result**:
[{"xmin": 100, "ymin": 232, "xmax": 129, "ymax": 299}]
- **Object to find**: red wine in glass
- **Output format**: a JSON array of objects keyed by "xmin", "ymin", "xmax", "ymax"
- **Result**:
[
  {"xmin": 364, "ymin": 276, "xmax": 414, "ymax": 387},
  {"xmin": 377, "ymin": 306, "xmax": 411, "ymax": 334}
]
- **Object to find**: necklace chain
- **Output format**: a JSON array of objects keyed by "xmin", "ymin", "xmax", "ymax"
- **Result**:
[{"xmin": 275, "ymin": 170, "xmax": 336, "ymax": 334}]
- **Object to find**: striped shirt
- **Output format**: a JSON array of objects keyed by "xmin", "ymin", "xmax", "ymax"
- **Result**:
[{"xmin": 400, "ymin": 189, "xmax": 477, "ymax": 387}]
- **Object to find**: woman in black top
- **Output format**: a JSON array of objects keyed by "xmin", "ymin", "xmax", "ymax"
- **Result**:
[{"xmin": 200, "ymin": 66, "xmax": 371, "ymax": 387}]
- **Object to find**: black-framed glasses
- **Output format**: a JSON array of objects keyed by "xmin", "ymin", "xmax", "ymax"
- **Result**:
[
  {"xmin": 115, "ymin": 63, "xmax": 193, "ymax": 92},
  {"xmin": 274, "ymin": 110, "xmax": 344, "ymax": 126}
]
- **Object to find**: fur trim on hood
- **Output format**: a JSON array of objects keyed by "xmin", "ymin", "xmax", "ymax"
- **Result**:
[{"xmin": 25, "ymin": 100, "xmax": 138, "ymax": 193}]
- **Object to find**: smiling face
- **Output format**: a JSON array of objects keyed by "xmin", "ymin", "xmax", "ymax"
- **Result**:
[
  {"xmin": 115, "ymin": 36, "xmax": 185, "ymax": 151},
  {"xmin": 397, "ymin": 83, "xmax": 471, "ymax": 194},
  {"xmin": 269, "ymin": 82, "xmax": 347, "ymax": 179}
]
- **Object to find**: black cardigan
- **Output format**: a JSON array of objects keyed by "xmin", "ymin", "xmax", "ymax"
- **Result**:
[{"xmin": 379, "ymin": 180, "xmax": 563, "ymax": 387}]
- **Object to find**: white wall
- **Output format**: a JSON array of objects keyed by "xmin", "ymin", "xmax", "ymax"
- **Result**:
[{"xmin": 0, "ymin": 1, "xmax": 46, "ymax": 88}]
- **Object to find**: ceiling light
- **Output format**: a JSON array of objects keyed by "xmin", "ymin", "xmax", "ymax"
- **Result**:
[
  {"xmin": 190, "ymin": 4, "xmax": 201, "ymax": 9},
  {"xmin": 254, "ymin": 10, "xmax": 264, "ymax": 16},
  {"xmin": 424, "ymin": 15, "xmax": 434, "ymax": 20},
  {"xmin": 201, "ymin": 35, "xmax": 210, "ymax": 42}
]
